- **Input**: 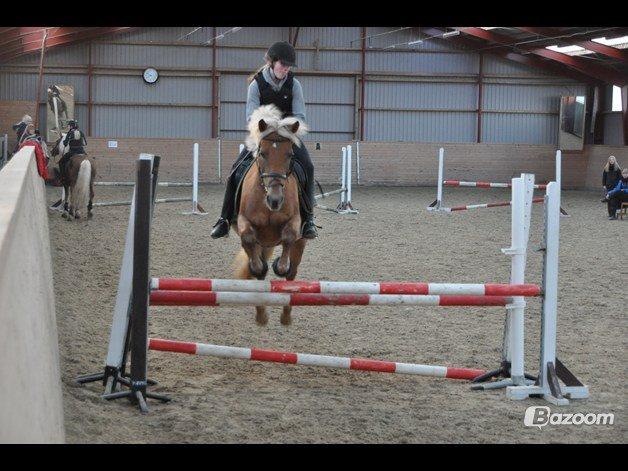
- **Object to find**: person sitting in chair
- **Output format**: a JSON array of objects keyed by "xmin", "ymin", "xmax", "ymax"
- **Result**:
[
  {"xmin": 210, "ymin": 41, "xmax": 318, "ymax": 240},
  {"xmin": 606, "ymin": 168, "xmax": 628, "ymax": 220},
  {"xmin": 58, "ymin": 119, "xmax": 87, "ymax": 183}
]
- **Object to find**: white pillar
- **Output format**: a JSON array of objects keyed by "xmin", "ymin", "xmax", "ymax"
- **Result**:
[
  {"xmin": 217, "ymin": 138, "xmax": 222, "ymax": 183},
  {"xmin": 555, "ymin": 150, "xmax": 562, "ymax": 194},
  {"xmin": 355, "ymin": 140, "xmax": 360, "ymax": 185},
  {"xmin": 504, "ymin": 174, "xmax": 534, "ymax": 385},
  {"xmin": 340, "ymin": 146, "xmax": 347, "ymax": 206},
  {"xmin": 437, "ymin": 148, "xmax": 444, "ymax": 208},
  {"xmin": 346, "ymin": 145, "xmax": 352, "ymax": 205},
  {"xmin": 192, "ymin": 143, "xmax": 199, "ymax": 210}
]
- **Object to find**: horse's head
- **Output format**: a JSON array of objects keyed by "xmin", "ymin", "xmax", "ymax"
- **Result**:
[{"xmin": 246, "ymin": 105, "xmax": 308, "ymax": 211}]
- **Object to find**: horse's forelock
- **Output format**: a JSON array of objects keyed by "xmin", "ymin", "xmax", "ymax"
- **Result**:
[{"xmin": 246, "ymin": 105, "xmax": 308, "ymax": 151}]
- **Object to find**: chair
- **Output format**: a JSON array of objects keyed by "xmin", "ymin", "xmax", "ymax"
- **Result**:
[{"xmin": 620, "ymin": 202, "xmax": 628, "ymax": 220}]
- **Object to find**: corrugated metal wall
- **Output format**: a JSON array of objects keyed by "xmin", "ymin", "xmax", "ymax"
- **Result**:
[{"xmin": 0, "ymin": 27, "xmax": 589, "ymax": 144}]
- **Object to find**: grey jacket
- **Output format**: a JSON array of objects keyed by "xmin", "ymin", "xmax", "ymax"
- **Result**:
[{"xmin": 246, "ymin": 66, "xmax": 306, "ymax": 122}]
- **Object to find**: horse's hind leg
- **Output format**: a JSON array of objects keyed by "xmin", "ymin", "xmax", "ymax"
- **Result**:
[
  {"xmin": 281, "ymin": 238, "xmax": 306, "ymax": 326},
  {"xmin": 62, "ymin": 185, "xmax": 71, "ymax": 219},
  {"xmin": 87, "ymin": 175, "xmax": 94, "ymax": 219}
]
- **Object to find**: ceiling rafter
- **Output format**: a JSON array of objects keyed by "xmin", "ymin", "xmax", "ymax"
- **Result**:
[
  {"xmin": 420, "ymin": 27, "xmax": 602, "ymax": 86},
  {"xmin": 455, "ymin": 27, "xmax": 627, "ymax": 86},
  {"xmin": 516, "ymin": 27, "xmax": 628, "ymax": 64}
]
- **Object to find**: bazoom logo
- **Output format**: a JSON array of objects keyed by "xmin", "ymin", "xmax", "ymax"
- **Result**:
[{"xmin": 524, "ymin": 407, "xmax": 614, "ymax": 429}]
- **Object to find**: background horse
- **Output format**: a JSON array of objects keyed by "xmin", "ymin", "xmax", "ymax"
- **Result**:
[
  {"xmin": 234, "ymin": 105, "xmax": 308, "ymax": 326},
  {"xmin": 51, "ymin": 133, "xmax": 96, "ymax": 220}
]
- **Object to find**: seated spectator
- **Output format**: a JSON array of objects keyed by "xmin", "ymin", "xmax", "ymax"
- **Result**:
[{"xmin": 606, "ymin": 168, "xmax": 628, "ymax": 220}]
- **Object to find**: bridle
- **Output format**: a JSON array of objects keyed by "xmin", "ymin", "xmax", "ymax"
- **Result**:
[{"xmin": 255, "ymin": 135, "xmax": 295, "ymax": 194}]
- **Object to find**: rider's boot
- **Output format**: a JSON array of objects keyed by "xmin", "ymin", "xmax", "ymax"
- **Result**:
[
  {"xmin": 210, "ymin": 217, "xmax": 231, "ymax": 239},
  {"xmin": 301, "ymin": 176, "xmax": 318, "ymax": 239},
  {"xmin": 302, "ymin": 213, "xmax": 318, "ymax": 239}
]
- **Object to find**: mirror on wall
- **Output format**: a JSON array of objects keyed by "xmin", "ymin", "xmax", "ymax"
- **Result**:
[{"xmin": 558, "ymin": 95, "xmax": 586, "ymax": 151}]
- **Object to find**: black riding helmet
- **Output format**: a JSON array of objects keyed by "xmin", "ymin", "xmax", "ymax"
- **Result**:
[{"xmin": 265, "ymin": 41, "xmax": 297, "ymax": 67}]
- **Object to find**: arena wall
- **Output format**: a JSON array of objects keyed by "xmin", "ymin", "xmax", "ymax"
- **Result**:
[
  {"xmin": 0, "ymin": 147, "xmax": 65, "ymax": 443},
  {"xmin": 85, "ymin": 137, "xmax": 628, "ymax": 190}
]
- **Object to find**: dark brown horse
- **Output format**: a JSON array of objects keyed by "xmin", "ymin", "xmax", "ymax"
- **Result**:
[
  {"xmin": 50, "ymin": 133, "xmax": 96, "ymax": 220},
  {"xmin": 234, "ymin": 105, "xmax": 308, "ymax": 326}
]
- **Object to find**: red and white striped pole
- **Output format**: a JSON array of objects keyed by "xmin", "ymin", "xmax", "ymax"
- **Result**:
[
  {"xmin": 448, "ymin": 197, "xmax": 544, "ymax": 212},
  {"xmin": 150, "ymin": 290, "xmax": 514, "ymax": 307},
  {"xmin": 148, "ymin": 338, "xmax": 486, "ymax": 381},
  {"xmin": 444, "ymin": 180, "xmax": 547, "ymax": 190},
  {"xmin": 151, "ymin": 278, "xmax": 542, "ymax": 296}
]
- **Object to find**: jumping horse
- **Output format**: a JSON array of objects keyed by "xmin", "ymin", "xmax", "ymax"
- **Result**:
[
  {"xmin": 233, "ymin": 104, "xmax": 309, "ymax": 326},
  {"xmin": 50, "ymin": 132, "xmax": 96, "ymax": 220}
]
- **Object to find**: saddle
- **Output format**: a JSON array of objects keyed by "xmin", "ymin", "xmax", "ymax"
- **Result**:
[{"xmin": 232, "ymin": 153, "xmax": 310, "ymax": 223}]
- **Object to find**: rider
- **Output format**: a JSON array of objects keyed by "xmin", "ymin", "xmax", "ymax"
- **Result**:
[
  {"xmin": 58, "ymin": 119, "xmax": 87, "ymax": 182},
  {"xmin": 12, "ymin": 114, "xmax": 35, "ymax": 153},
  {"xmin": 210, "ymin": 41, "xmax": 318, "ymax": 240}
]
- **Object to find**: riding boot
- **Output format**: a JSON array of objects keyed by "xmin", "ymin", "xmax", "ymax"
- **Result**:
[
  {"xmin": 301, "ymin": 176, "xmax": 318, "ymax": 239},
  {"xmin": 211, "ymin": 149, "xmax": 252, "ymax": 239}
]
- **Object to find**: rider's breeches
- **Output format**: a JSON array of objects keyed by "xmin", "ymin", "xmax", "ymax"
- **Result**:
[{"xmin": 219, "ymin": 143, "xmax": 315, "ymax": 221}]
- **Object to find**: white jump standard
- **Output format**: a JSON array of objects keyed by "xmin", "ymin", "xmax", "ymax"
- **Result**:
[
  {"xmin": 76, "ymin": 154, "xmax": 588, "ymax": 413},
  {"xmin": 315, "ymin": 145, "xmax": 358, "ymax": 214},
  {"xmin": 93, "ymin": 143, "xmax": 206, "ymax": 215}
]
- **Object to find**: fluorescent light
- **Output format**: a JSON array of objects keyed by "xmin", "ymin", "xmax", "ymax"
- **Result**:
[
  {"xmin": 480, "ymin": 27, "xmax": 499, "ymax": 30},
  {"xmin": 592, "ymin": 35, "xmax": 628, "ymax": 47},
  {"xmin": 408, "ymin": 40, "xmax": 423, "ymax": 45},
  {"xmin": 546, "ymin": 44, "xmax": 587, "ymax": 54},
  {"xmin": 442, "ymin": 30, "xmax": 460, "ymax": 38}
]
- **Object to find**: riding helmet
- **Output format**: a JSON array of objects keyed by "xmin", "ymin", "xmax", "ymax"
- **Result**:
[{"xmin": 266, "ymin": 41, "xmax": 297, "ymax": 67}]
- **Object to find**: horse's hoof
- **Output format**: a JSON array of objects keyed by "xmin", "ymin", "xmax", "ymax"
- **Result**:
[
  {"xmin": 249, "ymin": 257, "xmax": 268, "ymax": 280},
  {"xmin": 272, "ymin": 257, "xmax": 290, "ymax": 277},
  {"xmin": 255, "ymin": 309, "xmax": 268, "ymax": 326},
  {"xmin": 87, "ymin": 212, "xmax": 93, "ymax": 219},
  {"xmin": 280, "ymin": 310, "xmax": 292, "ymax": 326}
]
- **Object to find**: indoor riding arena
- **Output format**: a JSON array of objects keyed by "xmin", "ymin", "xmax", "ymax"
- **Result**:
[{"xmin": 1, "ymin": 26, "xmax": 626, "ymax": 445}]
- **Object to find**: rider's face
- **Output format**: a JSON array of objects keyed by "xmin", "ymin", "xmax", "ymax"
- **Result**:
[{"xmin": 272, "ymin": 61, "xmax": 291, "ymax": 79}]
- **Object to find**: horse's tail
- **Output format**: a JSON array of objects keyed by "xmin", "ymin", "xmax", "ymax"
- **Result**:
[
  {"xmin": 233, "ymin": 246, "xmax": 275, "ymax": 279},
  {"xmin": 75, "ymin": 160, "xmax": 92, "ymax": 212}
]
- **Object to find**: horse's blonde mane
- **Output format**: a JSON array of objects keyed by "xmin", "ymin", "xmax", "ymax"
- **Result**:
[{"xmin": 245, "ymin": 104, "xmax": 308, "ymax": 151}]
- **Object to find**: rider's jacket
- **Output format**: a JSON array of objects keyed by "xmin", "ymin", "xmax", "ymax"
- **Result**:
[
  {"xmin": 254, "ymin": 70, "xmax": 294, "ymax": 118},
  {"xmin": 63, "ymin": 129, "xmax": 87, "ymax": 156}
]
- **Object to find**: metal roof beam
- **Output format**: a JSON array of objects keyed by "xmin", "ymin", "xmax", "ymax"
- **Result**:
[
  {"xmin": 457, "ymin": 27, "xmax": 627, "ymax": 85},
  {"xmin": 516, "ymin": 27, "xmax": 628, "ymax": 63}
]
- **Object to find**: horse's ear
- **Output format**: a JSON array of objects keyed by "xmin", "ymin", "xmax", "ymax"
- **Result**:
[
  {"xmin": 291, "ymin": 121, "xmax": 300, "ymax": 134},
  {"xmin": 258, "ymin": 119, "xmax": 267, "ymax": 132}
]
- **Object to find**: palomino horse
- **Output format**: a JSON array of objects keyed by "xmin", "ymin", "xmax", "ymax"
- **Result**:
[
  {"xmin": 50, "ymin": 133, "xmax": 96, "ymax": 220},
  {"xmin": 234, "ymin": 104, "xmax": 309, "ymax": 326}
]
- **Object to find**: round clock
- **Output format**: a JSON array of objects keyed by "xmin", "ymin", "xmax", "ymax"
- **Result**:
[{"xmin": 143, "ymin": 67, "xmax": 159, "ymax": 84}]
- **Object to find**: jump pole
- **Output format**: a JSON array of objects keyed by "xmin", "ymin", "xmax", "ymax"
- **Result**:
[
  {"xmin": 427, "ymin": 148, "xmax": 567, "ymax": 214},
  {"xmin": 150, "ymin": 278, "xmax": 542, "ymax": 296},
  {"xmin": 148, "ymin": 338, "xmax": 486, "ymax": 381}
]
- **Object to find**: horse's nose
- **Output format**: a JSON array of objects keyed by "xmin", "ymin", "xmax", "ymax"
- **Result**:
[{"xmin": 266, "ymin": 193, "xmax": 284, "ymax": 211}]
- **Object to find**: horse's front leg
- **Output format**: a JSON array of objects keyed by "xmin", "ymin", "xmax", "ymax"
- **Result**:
[
  {"xmin": 238, "ymin": 215, "xmax": 267, "ymax": 280},
  {"xmin": 272, "ymin": 217, "xmax": 301, "ymax": 277}
]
